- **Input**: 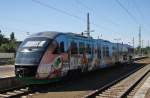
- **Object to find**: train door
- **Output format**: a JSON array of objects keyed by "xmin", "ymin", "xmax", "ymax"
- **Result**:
[
  {"xmin": 112, "ymin": 45, "xmax": 116, "ymax": 64},
  {"xmin": 69, "ymin": 40, "xmax": 79, "ymax": 70},
  {"xmin": 98, "ymin": 40, "xmax": 103, "ymax": 67},
  {"xmin": 91, "ymin": 40, "xmax": 101, "ymax": 70},
  {"xmin": 108, "ymin": 45, "xmax": 113, "ymax": 65},
  {"xmin": 105, "ymin": 45, "xmax": 111, "ymax": 66},
  {"xmin": 98, "ymin": 44, "xmax": 101, "ymax": 66},
  {"xmin": 101, "ymin": 45, "xmax": 106, "ymax": 68},
  {"xmin": 79, "ymin": 42, "xmax": 87, "ymax": 71},
  {"xmin": 100, "ymin": 41, "xmax": 104, "ymax": 68},
  {"xmin": 102, "ymin": 43, "xmax": 110, "ymax": 68},
  {"xmin": 86, "ymin": 42, "xmax": 92, "ymax": 71},
  {"xmin": 55, "ymin": 35, "xmax": 69, "ymax": 77}
]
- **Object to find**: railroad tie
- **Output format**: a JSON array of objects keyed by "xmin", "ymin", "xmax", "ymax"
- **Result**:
[
  {"xmin": 20, "ymin": 88, "xmax": 29, "ymax": 92},
  {"xmin": 14, "ymin": 90, "xmax": 24, "ymax": 94},
  {"xmin": 6, "ymin": 92, "xmax": 17, "ymax": 95},
  {"xmin": 0, "ymin": 94, "xmax": 11, "ymax": 97}
]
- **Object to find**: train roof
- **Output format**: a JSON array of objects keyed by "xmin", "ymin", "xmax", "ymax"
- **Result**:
[
  {"xmin": 29, "ymin": 31, "xmax": 66, "ymax": 39},
  {"xmin": 29, "ymin": 31, "xmax": 92, "ymax": 39},
  {"xmin": 28, "ymin": 31, "xmax": 132, "ymax": 48}
]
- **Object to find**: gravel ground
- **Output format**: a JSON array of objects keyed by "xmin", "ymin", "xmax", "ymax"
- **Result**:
[
  {"xmin": 0, "ymin": 58, "xmax": 149, "ymax": 98},
  {"xmin": 145, "ymin": 88, "xmax": 150, "ymax": 98},
  {"xmin": 25, "ymin": 63, "xmax": 146, "ymax": 98}
]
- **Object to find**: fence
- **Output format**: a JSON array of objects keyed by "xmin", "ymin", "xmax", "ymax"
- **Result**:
[
  {"xmin": 0, "ymin": 53, "xmax": 15, "ymax": 59},
  {"xmin": 0, "ymin": 53, "xmax": 15, "ymax": 65}
]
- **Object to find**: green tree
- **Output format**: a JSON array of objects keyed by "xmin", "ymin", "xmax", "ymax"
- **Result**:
[
  {"xmin": 0, "ymin": 31, "xmax": 16, "ymax": 53},
  {"xmin": 10, "ymin": 32, "xmax": 15, "ymax": 41},
  {"xmin": 0, "ymin": 30, "xmax": 4, "ymax": 45}
]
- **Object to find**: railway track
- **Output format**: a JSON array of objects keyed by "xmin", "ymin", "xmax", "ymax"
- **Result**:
[
  {"xmin": 85, "ymin": 64, "xmax": 150, "ymax": 98},
  {"xmin": 0, "ymin": 86, "xmax": 30, "ymax": 98},
  {"xmin": 0, "ymin": 60, "xmax": 149, "ymax": 98}
]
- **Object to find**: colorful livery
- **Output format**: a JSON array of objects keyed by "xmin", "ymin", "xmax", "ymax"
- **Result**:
[{"xmin": 15, "ymin": 31, "xmax": 133, "ymax": 84}]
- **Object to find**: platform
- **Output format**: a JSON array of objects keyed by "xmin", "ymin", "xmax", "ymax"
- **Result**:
[
  {"xmin": 0, "ymin": 65, "xmax": 15, "ymax": 78},
  {"xmin": 133, "ymin": 73, "xmax": 150, "ymax": 98}
]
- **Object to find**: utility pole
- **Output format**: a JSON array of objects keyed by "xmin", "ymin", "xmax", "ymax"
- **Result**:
[
  {"xmin": 87, "ymin": 13, "xmax": 90, "ymax": 37},
  {"xmin": 148, "ymin": 40, "xmax": 150, "ymax": 56},
  {"xmin": 84, "ymin": 13, "xmax": 94, "ymax": 37},
  {"xmin": 142, "ymin": 40, "xmax": 144, "ymax": 56},
  {"xmin": 139, "ymin": 26, "xmax": 141, "ymax": 56},
  {"xmin": 133, "ymin": 37, "xmax": 135, "ymax": 57}
]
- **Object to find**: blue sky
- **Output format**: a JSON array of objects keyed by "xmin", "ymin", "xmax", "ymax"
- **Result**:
[{"xmin": 0, "ymin": 0, "xmax": 150, "ymax": 47}]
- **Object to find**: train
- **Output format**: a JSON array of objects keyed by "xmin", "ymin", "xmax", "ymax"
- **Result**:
[{"xmin": 15, "ymin": 31, "xmax": 133, "ymax": 84}]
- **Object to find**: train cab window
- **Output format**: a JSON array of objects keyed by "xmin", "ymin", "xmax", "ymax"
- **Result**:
[
  {"xmin": 70, "ymin": 41, "xmax": 78, "ymax": 55},
  {"xmin": 60, "ymin": 41, "xmax": 64, "ymax": 53},
  {"xmin": 79, "ymin": 42, "xmax": 84, "ymax": 54}
]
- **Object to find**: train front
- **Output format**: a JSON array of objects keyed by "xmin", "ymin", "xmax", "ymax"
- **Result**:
[{"xmin": 15, "ymin": 36, "xmax": 52, "ymax": 84}]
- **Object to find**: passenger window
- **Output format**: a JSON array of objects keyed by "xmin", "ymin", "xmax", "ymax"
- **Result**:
[
  {"xmin": 86, "ymin": 44, "xmax": 91, "ymax": 54},
  {"xmin": 98, "ymin": 47, "xmax": 101, "ymax": 58},
  {"xmin": 88, "ymin": 44, "xmax": 91, "ymax": 54},
  {"xmin": 106, "ymin": 47, "xmax": 109, "ymax": 57},
  {"xmin": 79, "ymin": 42, "xmax": 84, "ymax": 54},
  {"xmin": 60, "ymin": 41, "xmax": 64, "ymax": 53},
  {"xmin": 103, "ymin": 47, "xmax": 105, "ymax": 57},
  {"xmin": 70, "ymin": 41, "xmax": 78, "ymax": 55}
]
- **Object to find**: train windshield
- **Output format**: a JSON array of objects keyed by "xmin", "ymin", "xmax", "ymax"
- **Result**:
[
  {"xmin": 15, "ymin": 37, "xmax": 52, "ymax": 66},
  {"xmin": 20, "ymin": 37, "xmax": 51, "ymax": 49}
]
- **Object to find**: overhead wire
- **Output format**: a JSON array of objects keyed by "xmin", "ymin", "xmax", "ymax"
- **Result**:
[
  {"xmin": 74, "ymin": 0, "xmax": 130, "ymax": 39},
  {"xmin": 131, "ymin": 0, "xmax": 150, "ymax": 33},
  {"xmin": 31, "ymin": 0, "xmax": 84, "ymax": 21},
  {"xmin": 115, "ymin": 0, "xmax": 150, "ymax": 46},
  {"xmin": 75, "ymin": 0, "xmax": 120, "ymax": 27},
  {"xmin": 75, "ymin": 0, "xmax": 91, "ymax": 11},
  {"xmin": 115, "ymin": 0, "xmax": 138, "ymax": 24},
  {"xmin": 31, "ymin": 0, "xmax": 122, "ymax": 35},
  {"xmin": 131, "ymin": 0, "xmax": 144, "ymax": 23}
]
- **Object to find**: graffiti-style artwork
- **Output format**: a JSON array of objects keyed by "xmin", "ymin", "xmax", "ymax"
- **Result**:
[
  {"xmin": 15, "ymin": 31, "xmax": 133, "ymax": 84},
  {"xmin": 36, "ymin": 40, "xmax": 69, "ymax": 79},
  {"xmin": 48, "ymin": 56, "xmax": 62, "ymax": 79},
  {"xmin": 89, "ymin": 48, "xmax": 100, "ymax": 70},
  {"xmin": 36, "ymin": 41, "xmax": 58, "ymax": 79},
  {"xmin": 81, "ymin": 51, "xmax": 88, "ymax": 65}
]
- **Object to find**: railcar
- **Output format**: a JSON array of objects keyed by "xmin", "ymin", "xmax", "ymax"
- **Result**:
[{"xmin": 15, "ymin": 31, "xmax": 133, "ymax": 84}]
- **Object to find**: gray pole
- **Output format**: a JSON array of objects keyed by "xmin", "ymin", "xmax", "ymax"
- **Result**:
[
  {"xmin": 142, "ymin": 40, "xmax": 143, "ymax": 56},
  {"xmin": 133, "ymin": 37, "xmax": 135, "ymax": 57},
  {"xmin": 87, "ymin": 13, "xmax": 90, "ymax": 37},
  {"xmin": 139, "ymin": 26, "xmax": 141, "ymax": 56}
]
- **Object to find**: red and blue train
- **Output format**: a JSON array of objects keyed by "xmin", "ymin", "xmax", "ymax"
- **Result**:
[{"xmin": 15, "ymin": 31, "xmax": 133, "ymax": 84}]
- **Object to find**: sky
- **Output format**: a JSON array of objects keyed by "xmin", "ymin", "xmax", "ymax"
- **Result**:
[{"xmin": 0, "ymin": 0, "xmax": 150, "ymax": 47}]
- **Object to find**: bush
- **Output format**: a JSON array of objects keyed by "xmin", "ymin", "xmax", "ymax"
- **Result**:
[{"xmin": 0, "ymin": 41, "xmax": 16, "ymax": 53}]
